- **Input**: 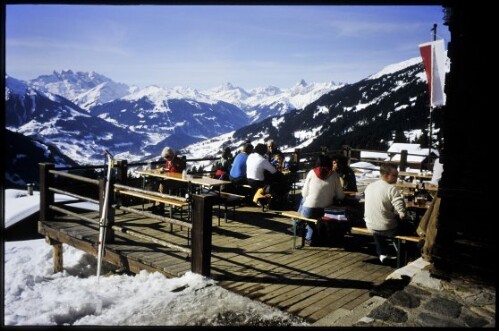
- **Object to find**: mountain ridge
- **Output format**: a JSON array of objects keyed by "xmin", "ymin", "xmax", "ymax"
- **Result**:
[{"xmin": 5, "ymin": 55, "xmax": 441, "ymax": 187}]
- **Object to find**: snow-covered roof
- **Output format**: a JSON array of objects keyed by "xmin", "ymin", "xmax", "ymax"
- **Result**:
[
  {"xmin": 4, "ymin": 189, "xmax": 99, "ymax": 228},
  {"xmin": 387, "ymin": 143, "xmax": 438, "ymax": 162},
  {"xmin": 360, "ymin": 151, "xmax": 388, "ymax": 160},
  {"xmin": 387, "ymin": 143, "xmax": 422, "ymax": 154},
  {"xmin": 350, "ymin": 161, "xmax": 379, "ymax": 171}
]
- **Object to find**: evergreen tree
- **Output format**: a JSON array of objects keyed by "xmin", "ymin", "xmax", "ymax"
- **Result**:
[
  {"xmin": 417, "ymin": 129, "xmax": 429, "ymax": 148},
  {"xmin": 393, "ymin": 129, "xmax": 407, "ymax": 143}
]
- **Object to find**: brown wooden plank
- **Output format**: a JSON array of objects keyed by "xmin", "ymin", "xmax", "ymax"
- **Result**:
[
  {"xmin": 39, "ymin": 202, "xmax": 395, "ymax": 324},
  {"xmin": 289, "ymin": 262, "xmax": 385, "ymax": 319},
  {"xmin": 263, "ymin": 252, "xmax": 371, "ymax": 308}
]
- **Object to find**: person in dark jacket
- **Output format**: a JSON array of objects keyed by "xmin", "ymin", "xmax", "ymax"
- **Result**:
[{"xmin": 331, "ymin": 154, "xmax": 357, "ymax": 192}]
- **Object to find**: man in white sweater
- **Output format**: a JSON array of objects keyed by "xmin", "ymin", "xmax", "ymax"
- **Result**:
[{"xmin": 364, "ymin": 163, "xmax": 406, "ymax": 263}]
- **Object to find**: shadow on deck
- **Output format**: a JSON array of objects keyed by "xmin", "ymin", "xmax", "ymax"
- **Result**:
[{"xmin": 38, "ymin": 203, "xmax": 396, "ymax": 323}]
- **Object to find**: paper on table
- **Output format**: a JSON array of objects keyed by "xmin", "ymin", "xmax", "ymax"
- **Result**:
[{"xmin": 323, "ymin": 213, "xmax": 348, "ymax": 221}]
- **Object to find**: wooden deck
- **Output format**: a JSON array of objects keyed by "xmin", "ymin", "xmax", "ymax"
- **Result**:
[{"xmin": 38, "ymin": 203, "xmax": 396, "ymax": 324}]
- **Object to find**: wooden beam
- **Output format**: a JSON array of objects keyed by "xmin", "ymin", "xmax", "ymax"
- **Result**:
[
  {"xmin": 53, "ymin": 242, "xmax": 63, "ymax": 273},
  {"xmin": 191, "ymin": 194, "xmax": 216, "ymax": 276}
]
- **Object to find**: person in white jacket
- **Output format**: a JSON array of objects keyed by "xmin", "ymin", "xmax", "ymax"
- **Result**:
[
  {"xmin": 364, "ymin": 163, "xmax": 406, "ymax": 263},
  {"xmin": 297, "ymin": 155, "xmax": 345, "ymax": 244}
]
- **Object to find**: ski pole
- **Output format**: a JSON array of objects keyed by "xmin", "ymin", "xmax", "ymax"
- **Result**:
[{"xmin": 97, "ymin": 150, "xmax": 114, "ymax": 278}]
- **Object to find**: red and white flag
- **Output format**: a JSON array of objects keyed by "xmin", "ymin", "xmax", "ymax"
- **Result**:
[{"xmin": 419, "ymin": 39, "xmax": 446, "ymax": 108}]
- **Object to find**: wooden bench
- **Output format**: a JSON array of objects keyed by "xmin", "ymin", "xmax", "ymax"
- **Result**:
[
  {"xmin": 350, "ymin": 226, "xmax": 421, "ymax": 267},
  {"xmin": 115, "ymin": 188, "xmax": 190, "ymax": 232},
  {"xmin": 280, "ymin": 210, "xmax": 319, "ymax": 249}
]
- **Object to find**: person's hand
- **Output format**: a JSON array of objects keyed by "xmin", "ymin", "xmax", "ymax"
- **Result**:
[{"xmin": 399, "ymin": 212, "xmax": 406, "ymax": 220}]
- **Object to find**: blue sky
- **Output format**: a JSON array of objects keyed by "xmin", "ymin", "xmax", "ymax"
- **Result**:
[{"xmin": 6, "ymin": 5, "xmax": 450, "ymax": 90}]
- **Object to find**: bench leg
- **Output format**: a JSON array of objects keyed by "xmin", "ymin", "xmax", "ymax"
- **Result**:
[
  {"xmin": 180, "ymin": 207, "xmax": 183, "ymax": 231},
  {"xmin": 292, "ymin": 220, "xmax": 297, "ymax": 249},
  {"xmin": 169, "ymin": 206, "xmax": 173, "ymax": 233},
  {"xmin": 217, "ymin": 201, "xmax": 221, "ymax": 227},
  {"xmin": 224, "ymin": 204, "xmax": 228, "ymax": 224},
  {"xmin": 292, "ymin": 220, "xmax": 305, "ymax": 249},
  {"xmin": 392, "ymin": 239, "xmax": 402, "ymax": 268}
]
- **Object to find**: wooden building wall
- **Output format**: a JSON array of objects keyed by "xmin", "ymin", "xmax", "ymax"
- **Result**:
[{"xmin": 432, "ymin": 4, "xmax": 493, "ymax": 282}]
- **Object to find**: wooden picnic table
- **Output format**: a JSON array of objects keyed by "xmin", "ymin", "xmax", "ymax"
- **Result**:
[
  {"xmin": 135, "ymin": 169, "xmax": 232, "ymax": 224},
  {"xmin": 135, "ymin": 169, "xmax": 230, "ymax": 187}
]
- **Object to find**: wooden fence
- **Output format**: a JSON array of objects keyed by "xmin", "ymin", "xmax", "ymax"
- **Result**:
[{"xmin": 39, "ymin": 162, "xmax": 216, "ymax": 276}]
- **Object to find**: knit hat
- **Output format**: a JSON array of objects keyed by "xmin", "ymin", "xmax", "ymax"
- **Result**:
[{"xmin": 161, "ymin": 147, "xmax": 174, "ymax": 159}]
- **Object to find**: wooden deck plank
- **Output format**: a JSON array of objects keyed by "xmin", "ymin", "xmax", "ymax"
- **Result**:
[
  {"xmin": 264, "ymin": 253, "xmax": 373, "ymax": 310},
  {"xmin": 288, "ymin": 262, "xmax": 384, "ymax": 318},
  {"xmin": 254, "ymin": 254, "xmax": 368, "ymax": 302},
  {"xmin": 234, "ymin": 249, "xmax": 353, "ymax": 295},
  {"xmin": 217, "ymin": 248, "xmax": 327, "ymax": 292},
  {"xmin": 39, "ymin": 203, "xmax": 396, "ymax": 324},
  {"xmin": 307, "ymin": 268, "xmax": 389, "ymax": 321},
  {"xmin": 342, "ymin": 291, "xmax": 371, "ymax": 311}
]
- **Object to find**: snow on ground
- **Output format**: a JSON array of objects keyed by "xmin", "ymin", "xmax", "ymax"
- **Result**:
[{"xmin": 3, "ymin": 191, "xmax": 308, "ymax": 326}]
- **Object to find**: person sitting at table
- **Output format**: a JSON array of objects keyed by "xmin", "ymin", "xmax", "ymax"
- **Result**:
[
  {"xmin": 214, "ymin": 147, "xmax": 233, "ymax": 181},
  {"xmin": 364, "ymin": 163, "xmax": 408, "ymax": 263},
  {"xmin": 265, "ymin": 139, "xmax": 281, "ymax": 162},
  {"xmin": 271, "ymin": 152, "xmax": 289, "ymax": 172},
  {"xmin": 246, "ymin": 143, "xmax": 278, "ymax": 205},
  {"xmin": 262, "ymin": 152, "xmax": 293, "ymax": 209},
  {"xmin": 293, "ymin": 155, "xmax": 345, "ymax": 245},
  {"xmin": 229, "ymin": 142, "xmax": 253, "ymax": 187},
  {"xmin": 331, "ymin": 154, "xmax": 357, "ymax": 192},
  {"xmin": 161, "ymin": 147, "xmax": 186, "ymax": 173},
  {"xmin": 158, "ymin": 147, "xmax": 187, "ymax": 202}
]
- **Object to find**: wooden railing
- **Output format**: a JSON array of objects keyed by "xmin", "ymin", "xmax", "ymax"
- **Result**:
[{"xmin": 39, "ymin": 162, "xmax": 215, "ymax": 276}]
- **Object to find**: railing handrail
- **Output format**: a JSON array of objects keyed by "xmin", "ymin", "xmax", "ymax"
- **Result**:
[
  {"xmin": 40, "ymin": 161, "xmax": 213, "ymax": 276},
  {"xmin": 49, "ymin": 169, "xmax": 100, "ymax": 185}
]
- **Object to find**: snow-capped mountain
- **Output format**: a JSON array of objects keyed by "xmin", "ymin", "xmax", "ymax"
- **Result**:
[
  {"xmin": 202, "ymin": 82, "xmax": 252, "ymax": 108},
  {"xmin": 27, "ymin": 70, "xmax": 341, "ymax": 126},
  {"xmin": 203, "ymin": 80, "xmax": 344, "ymax": 123},
  {"xmin": 6, "ymin": 75, "xmax": 146, "ymax": 164},
  {"xmin": 11, "ymin": 69, "xmax": 340, "ymax": 164},
  {"xmin": 29, "ymin": 70, "xmax": 134, "ymax": 110},
  {"xmin": 89, "ymin": 85, "xmax": 250, "ymax": 154},
  {"xmin": 181, "ymin": 57, "xmax": 441, "ymax": 159}
]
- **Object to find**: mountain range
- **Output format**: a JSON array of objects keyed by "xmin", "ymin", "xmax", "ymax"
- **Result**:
[
  {"xmin": 5, "ymin": 56, "xmax": 441, "ymax": 188},
  {"xmin": 181, "ymin": 57, "xmax": 442, "ymax": 162},
  {"xmin": 5, "ymin": 70, "xmax": 342, "ymax": 162}
]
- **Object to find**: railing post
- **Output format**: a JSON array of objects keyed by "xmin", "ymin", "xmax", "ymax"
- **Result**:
[
  {"xmin": 115, "ymin": 159, "xmax": 127, "ymax": 207},
  {"xmin": 400, "ymin": 150, "xmax": 408, "ymax": 172},
  {"xmin": 99, "ymin": 177, "xmax": 115, "ymax": 243},
  {"xmin": 342, "ymin": 145, "xmax": 352, "ymax": 165},
  {"xmin": 116, "ymin": 159, "xmax": 128, "ymax": 185},
  {"xmin": 292, "ymin": 148, "xmax": 301, "ymax": 171},
  {"xmin": 191, "ymin": 194, "xmax": 216, "ymax": 276},
  {"xmin": 39, "ymin": 163, "xmax": 55, "ymax": 225}
]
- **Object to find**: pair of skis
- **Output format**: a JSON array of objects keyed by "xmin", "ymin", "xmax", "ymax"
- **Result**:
[{"xmin": 97, "ymin": 150, "xmax": 114, "ymax": 278}]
